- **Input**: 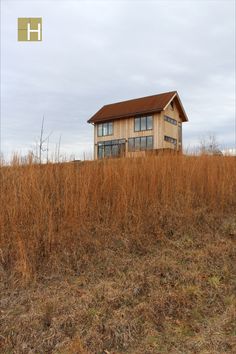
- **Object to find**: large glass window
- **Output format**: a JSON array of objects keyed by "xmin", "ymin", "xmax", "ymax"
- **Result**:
[
  {"xmin": 108, "ymin": 122, "xmax": 113, "ymax": 135},
  {"xmin": 128, "ymin": 136, "xmax": 153, "ymax": 152},
  {"xmin": 140, "ymin": 136, "xmax": 146, "ymax": 150},
  {"xmin": 135, "ymin": 137, "xmax": 141, "ymax": 150},
  {"xmin": 98, "ymin": 125, "xmax": 103, "ymax": 137},
  {"xmin": 147, "ymin": 136, "xmax": 153, "ymax": 149},
  {"xmin": 134, "ymin": 116, "xmax": 153, "ymax": 132},
  {"xmin": 97, "ymin": 122, "xmax": 113, "ymax": 137},
  {"xmin": 141, "ymin": 117, "xmax": 146, "ymax": 131},
  {"xmin": 97, "ymin": 139, "xmax": 126, "ymax": 159},
  {"xmin": 103, "ymin": 124, "xmax": 108, "ymax": 136},
  {"xmin": 98, "ymin": 144, "xmax": 103, "ymax": 159},
  {"xmin": 112, "ymin": 144, "xmax": 119, "ymax": 156},
  {"xmin": 146, "ymin": 116, "xmax": 153, "ymax": 130},
  {"xmin": 104, "ymin": 145, "xmax": 111, "ymax": 157},
  {"xmin": 134, "ymin": 118, "xmax": 140, "ymax": 132},
  {"xmin": 128, "ymin": 138, "xmax": 135, "ymax": 152}
]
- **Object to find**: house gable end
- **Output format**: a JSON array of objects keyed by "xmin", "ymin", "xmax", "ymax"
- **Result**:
[{"xmin": 163, "ymin": 92, "xmax": 188, "ymax": 122}]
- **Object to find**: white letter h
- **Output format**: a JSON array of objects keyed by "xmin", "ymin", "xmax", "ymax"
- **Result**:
[{"xmin": 27, "ymin": 22, "xmax": 41, "ymax": 41}]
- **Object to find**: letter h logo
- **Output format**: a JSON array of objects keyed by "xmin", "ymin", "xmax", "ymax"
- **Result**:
[{"xmin": 18, "ymin": 18, "xmax": 42, "ymax": 41}]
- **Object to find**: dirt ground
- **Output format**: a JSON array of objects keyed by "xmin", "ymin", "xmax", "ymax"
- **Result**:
[{"xmin": 1, "ymin": 217, "xmax": 235, "ymax": 354}]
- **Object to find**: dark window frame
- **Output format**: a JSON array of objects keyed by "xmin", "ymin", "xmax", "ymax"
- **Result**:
[
  {"xmin": 97, "ymin": 121, "xmax": 113, "ymax": 137},
  {"xmin": 164, "ymin": 135, "xmax": 177, "ymax": 145},
  {"xmin": 128, "ymin": 138, "xmax": 134, "ymax": 152},
  {"xmin": 164, "ymin": 115, "xmax": 177, "ymax": 126},
  {"xmin": 147, "ymin": 136, "xmax": 153, "ymax": 149},
  {"xmin": 128, "ymin": 136, "xmax": 153, "ymax": 152},
  {"xmin": 134, "ymin": 115, "xmax": 153, "ymax": 132},
  {"xmin": 97, "ymin": 138, "xmax": 126, "ymax": 159}
]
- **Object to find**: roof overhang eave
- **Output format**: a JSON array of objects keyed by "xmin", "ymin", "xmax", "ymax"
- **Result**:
[{"xmin": 87, "ymin": 108, "xmax": 163, "ymax": 124}]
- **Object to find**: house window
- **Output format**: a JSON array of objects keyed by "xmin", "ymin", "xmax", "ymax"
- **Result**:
[
  {"xmin": 146, "ymin": 116, "xmax": 153, "ymax": 130},
  {"xmin": 128, "ymin": 136, "xmax": 153, "ymax": 152},
  {"xmin": 147, "ymin": 136, "xmax": 153, "ymax": 149},
  {"xmin": 141, "ymin": 117, "xmax": 146, "ymax": 131},
  {"xmin": 141, "ymin": 136, "xmax": 146, "ymax": 150},
  {"xmin": 134, "ymin": 118, "xmax": 140, "ymax": 132},
  {"xmin": 104, "ymin": 145, "xmax": 110, "ymax": 157},
  {"xmin": 112, "ymin": 144, "xmax": 119, "ymax": 156},
  {"xmin": 98, "ymin": 124, "xmax": 103, "ymax": 137},
  {"xmin": 164, "ymin": 135, "xmax": 177, "ymax": 145},
  {"xmin": 164, "ymin": 115, "xmax": 177, "ymax": 126},
  {"xmin": 134, "ymin": 115, "xmax": 153, "ymax": 132},
  {"xmin": 178, "ymin": 122, "xmax": 182, "ymax": 147},
  {"xmin": 97, "ymin": 139, "xmax": 126, "ymax": 158},
  {"xmin": 97, "ymin": 122, "xmax": 113, "ymax": 137},
  {"xmin": 135, "ymin": 137, "xmax": 141, "ymax": 150},
  {"xmin": 98, "ymin": 143, "xmax": 103, "ymax": 159},
  {"xmin": 128, "ymin": 138, "xmax": 135, "ymax": 152},
  {"xmin": 170, "ymin": 101, "xmax": 174, "ymax": 110}
]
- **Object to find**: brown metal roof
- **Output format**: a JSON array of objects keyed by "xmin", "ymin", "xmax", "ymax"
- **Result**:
[{"xmin": 88, "ymin": 90, "xmax": 188, "ymax": 124}]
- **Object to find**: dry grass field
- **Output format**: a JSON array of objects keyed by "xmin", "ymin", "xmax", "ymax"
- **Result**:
[{"xmin": 0, "ymin": 154, "xmax": 236, "ymax": 353}]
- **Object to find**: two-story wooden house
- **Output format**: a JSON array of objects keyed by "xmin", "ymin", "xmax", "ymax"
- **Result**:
[{"xmin": 87, "ymin": 91, "xmax": 188, "ymax": 159}]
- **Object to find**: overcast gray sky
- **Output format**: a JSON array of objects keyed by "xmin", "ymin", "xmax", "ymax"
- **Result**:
[{"xmin": 1, "ymin": 0, "xmax": 235, "ymax": 159}]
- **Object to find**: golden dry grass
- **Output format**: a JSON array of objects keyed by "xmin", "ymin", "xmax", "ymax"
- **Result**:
[{"xmin": 0, "ymin": 154, "xmax": 236, "ymax": 353}]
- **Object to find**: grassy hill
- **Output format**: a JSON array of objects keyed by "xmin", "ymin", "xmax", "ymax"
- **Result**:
[{"xmin": 0, "ymin": 155, "xmax": 236, "ymax": 353}]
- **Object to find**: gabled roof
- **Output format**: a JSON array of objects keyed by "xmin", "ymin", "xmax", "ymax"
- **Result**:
[{"xmin": 88, "ymin": 90, "xmax": 188, "ymax": 124}]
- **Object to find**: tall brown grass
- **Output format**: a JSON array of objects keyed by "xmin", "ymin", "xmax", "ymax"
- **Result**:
[{"xmin": 0, "ymin": 154, "xmax": 236, "ymax": 280}]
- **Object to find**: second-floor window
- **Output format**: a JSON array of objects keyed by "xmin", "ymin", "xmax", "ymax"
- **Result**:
[
  {"xmin": 97, "ymin": 122, "xmax": 113, "ymax": 137},
  {"xmin": 134, "ymin": 115, "xmax": 153, "ymax": 132},
  {"xmin": 164, "ymin": 115, "xmax": 177, "ymax": 125}
]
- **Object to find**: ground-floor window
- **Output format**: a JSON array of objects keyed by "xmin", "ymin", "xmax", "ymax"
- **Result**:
[
  {"xmin": 97, "ymin": 139, "xmax": 126, "ymax": 158},
  {"xmin": 164, "ymin": 135, "xmax": 177, "ymax": 146},
  {"xmin": 178, "ymin": 123, "xmax": 182, "ymax": 148},
  {"xmin": 128, "ymin": 136, "xmax": 153, "ymax": 152}
]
